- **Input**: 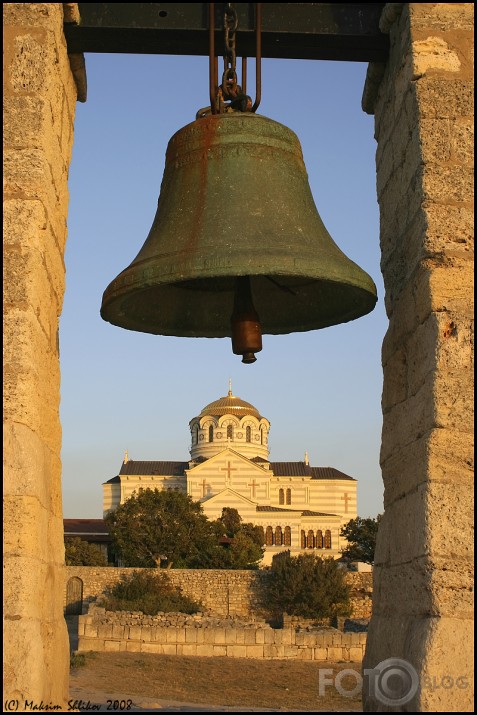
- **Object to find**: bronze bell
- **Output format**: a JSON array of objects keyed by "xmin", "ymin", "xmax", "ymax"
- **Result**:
[{"xmin": 100, "ymin": 112, "xmax": 377, "ymax": 361}]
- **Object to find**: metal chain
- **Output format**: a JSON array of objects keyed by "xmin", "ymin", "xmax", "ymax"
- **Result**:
[
  {"xmin": 201, "ymin": 2, "xmax": 258, "ymax": 117},
  {"xmin": 221, "ymin": 3, "xmax": 239, "ymax": 100}
]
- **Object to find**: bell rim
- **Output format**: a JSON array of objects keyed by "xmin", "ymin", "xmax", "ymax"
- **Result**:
[{"xmin": 100, "ymin": 271, "xmax": 377, "ymax": 339}]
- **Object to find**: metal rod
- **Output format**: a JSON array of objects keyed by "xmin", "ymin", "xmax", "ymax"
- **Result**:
[
  {"xmin": 242, "ymin": 56, "xmax": 247, "ymax": 95},
  {"xmin": 209, "ymin": 3, "xmax": 218, "ymax": 113},
  {"xmin": 252, "ymin": 3, "xmax": 262, "ymax": 112}
]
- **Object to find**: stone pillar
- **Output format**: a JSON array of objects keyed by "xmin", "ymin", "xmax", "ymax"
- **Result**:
[
  {"xmin": 3, "ymin": 4, "xmax": 81, "ymax": 708},
  {"xmin": 363, "ymin": 3, "xmax": 474, "ymax": 712}
]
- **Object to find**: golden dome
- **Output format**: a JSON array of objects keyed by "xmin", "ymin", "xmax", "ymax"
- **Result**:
[{"xmin": 199, "ymin": 389, "xmax": 262, "ymax": 419}]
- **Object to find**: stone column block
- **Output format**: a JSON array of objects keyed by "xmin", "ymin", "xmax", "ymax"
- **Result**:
[
  {"xmin": 97, "ymin": 624, "xmax": 113, "ymax": 639},
  {"xmin": 327, "ymin": 647, "xmax": 344, "ymax": 661},
  {"xmin": 235, "ymin": 629, "xmax": 245, "ymax": 644},
  {"xmin": 128, "ymin": 625, "xmax": 142, "ymax": 641},
  {"xmin": 125, "ymin": 641, "xmax": 142, "ymax": 653},
  {"xmin": 349, "ymin": 647, "xmax": 364, "ymax": 661},
  {"xmin": 165, "ymin": 627, "xmax": 178, "ymax": 643},
  {"xmin": 245, "ymin": 645, "xmax": 264, "ymax": 659},
  {"xmin": 313, "ymin": 647, "xmax": 329, "ymax": 661},
  {"xmin": 263, "ymin": 644, "xmax": 284, "ymax": 658},
  {"xmin": 244, "ymin": 629, "xmax": 257, "ymax": 645},
  {"xmin": 83, "ymin": 624, "xmax": 99, "ymax": 638},
  {"xmin": 142, "ymin": 643, "xmax": 164, "ymax": 654},
  {"xmin": 213, "ymin": 628, "xmax": 226, "ymax": 644},
  {"xmin": 224, "ymin": 628, "xmax": 237, "ymax": 644},
  {"xmin": 225, "ymin": 645, "xmax": 247, "ymax": 658},
  {"xmin": 104, "ymin": 640, "xmax": 120, "ymax": 652}
]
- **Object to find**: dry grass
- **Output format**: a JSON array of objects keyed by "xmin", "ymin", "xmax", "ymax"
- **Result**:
[{"xmin": 70, "ymin": 651, "xmax": 363, "ymax": 711}]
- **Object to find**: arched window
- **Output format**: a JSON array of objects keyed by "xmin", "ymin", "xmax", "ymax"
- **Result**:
[
  {"xmin": 307, "ymin": 530, "xmax": 315, "ymax": 549},
  {"xmin": 278, "ymin": 488, "xmax": 284, "ymax": 505},
  {"xmin": 275, "ymin": 526, "xmax": 283, "ymax": 546},
  {"xmin": 265, "ymin": 526, "xmax": 274, "ymax": 546},
  {"xmin": 246, "ymin": 426, "xmax": 251, "ymax": 442},
  {"xmin": 286, "ymin": 488, "xmax": 292, "ymax": 505},
  {"xmin": 194, "ymin": 426, "xmax": 199, "ymax": 444},
  {"xmin": 227, "ymin": 424, "xmax": 233, "ymax": 439},
  {"xmin": 208, "ymin": 425, "xmax": 214, "ymax": 442},
  {"xmin": 300, "ymin": 530, "xmax": 306, "ymax": 549},
  {"xmin": 260, "ymin": 428, "xmax": 264, "ymax": 444},
  {"xmin": 284, "ymin": 526, "xmax": 292, "ymax": 546},
  {"xmin": 324, "ymin": 530, "xmax": 332, "ymax": 549},
  {"xmin": 316, "ymin": 530, "xmax": 323, "ymax": 549},
  {"xmin": 256, "ymin": 525, "xmax": 265, "ymax": 543}
]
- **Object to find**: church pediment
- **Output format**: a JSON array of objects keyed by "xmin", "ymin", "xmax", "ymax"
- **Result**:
[
  {"xmin": 202, "ymin": 487, "xmax": 256, "ymax": 508},
  {"xmin": 186, "ymin": 448, "xmax": 271, "ymax": 503},
  {"xmin": 200, "ymin": 487, "xmax": 261, "ymax": 522},
  {"xmin": 187, "ymin": 448, "xmax": 270, "ymax": 475}
]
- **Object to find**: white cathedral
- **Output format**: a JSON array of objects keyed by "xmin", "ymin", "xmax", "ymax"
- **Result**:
[{"xmin": 103, "ymin": 385, "xmax": 358, "ymax": 566}]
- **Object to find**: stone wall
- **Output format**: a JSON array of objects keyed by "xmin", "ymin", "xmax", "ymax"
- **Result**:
[
  {"xmin": 3, "ymin": 4, "xmax": 80, "ymax": 709},
  {"xmin": 65, "ymin": 566, "xmax": 373, "ymax": 620},
  {"xmin": 77, "ymin": 605, "xmax": 368, "ymax": 661},
  {"xmin": 362, "ymin": 4, "xmax": 474, "ymax": 711}
]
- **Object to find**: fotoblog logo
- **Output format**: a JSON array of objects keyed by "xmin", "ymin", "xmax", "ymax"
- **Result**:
[
  {"xmin": 365, "ymin": 658, "xmax": 419, "ymax": 706},
  {"xmin": 319, "ymin": 658, "xmax": 419, "ymax": 706}
]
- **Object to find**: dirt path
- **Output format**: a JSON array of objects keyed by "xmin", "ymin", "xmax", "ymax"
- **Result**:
[{"xmin": 69, "ymin": 652, "xmax": 363, "ymax": 712}]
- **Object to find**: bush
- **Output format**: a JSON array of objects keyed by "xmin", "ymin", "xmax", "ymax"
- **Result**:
[
  {"xmin": 262, "ymin": 552, "xmax": 352, "ymax": 621},
  {"xmin": 100, "ymin": 570, "xmax": 203, "ymax": 615}
]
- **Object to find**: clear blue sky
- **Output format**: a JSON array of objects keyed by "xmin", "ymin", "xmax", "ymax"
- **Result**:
[{"xmin": 60, "ymin": 52, "xmax": 387, "ymax": 520}]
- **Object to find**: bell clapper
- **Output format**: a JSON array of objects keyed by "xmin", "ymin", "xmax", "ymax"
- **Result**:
[{"xmin": 231, "ymin": 276, "xmax": 263, "ymax": 364}]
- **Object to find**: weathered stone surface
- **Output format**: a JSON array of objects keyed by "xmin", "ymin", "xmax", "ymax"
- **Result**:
[
  {"xmin": 412, "ymin": 36, "xmax": 462, "ymax": 75},
  {"xmin": 409, "ymin": 3, "xmax": 475, "ymax": 33},
  {"xmin": 3, "ymin": 3, "xmax": 64, "ymax": 27},
  {"xmin": 451, "ymin": 118, "xmax": 474, "ymax": 164},
  {"xmin": 365, "ymin": 3, "xmax": 474, "ymax": 711},
  {"xmin": 415, "ymin": 77, "xmax": 474, "ymax": 118},
  {"xmin": 3, "ymin": 3, "xmax": 78, "ymax": 709}
]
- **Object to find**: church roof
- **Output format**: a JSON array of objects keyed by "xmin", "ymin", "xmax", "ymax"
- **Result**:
[
  {"xmin": 198, "ymin": 389, "xmax": 262, "ymax": 419},
  {"xmin": 105, "ymin": 460, "xmax": 354, "ymax": 481},
  {"xmin": 119, "ymin": 460, "xmax": 188, "ymax": 476},
  {"xmin": 64, "ymin": 518, "xmax": 109, "ymax": 534},
  {"xmin": 256, "ymin": 506, "xmax": 337, "ymax": 517},
  {"xmin": 311, "ymin": 467, "xmax": 356, "ymax": 481},
  {"xmin": 256, "ymin": 505, "xmax": 296, "ymax": 513},
  {"xmin": 270, "ymin": 462, "xmax": 355, "ymax": 481},
  {"xmin": 64, "ymin": 518, "xmax": 111, "ymax": 543}
]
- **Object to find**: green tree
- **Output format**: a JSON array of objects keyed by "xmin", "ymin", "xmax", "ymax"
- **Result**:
[
  {"xmin": 210, "ymin": 508, "xmax": 265, "ymax": 569},
  {"xmin": 65, "ymin": 537, "xmax": 107, "ymax": 566},
  {"xmin": 218, "ymin": 507, "xmax": 243, "ymax": 537},
  {"xmin": 227, "ymin": 531, "xmax": 264, "ymax": 569},
  {"xmin": 340, "ymin": 515, "xmax": 382, "ymax": 564},
  {"xmin": 105, "ymin": 488, "xmax": 217, "ymax": 568},
  {"xmin": 238, "ymin": 521, "xmax": 265, "ymax": 548},
  {"xmin": 262, "ymin": 552, "xmax": 352, "ymax": 620}
]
